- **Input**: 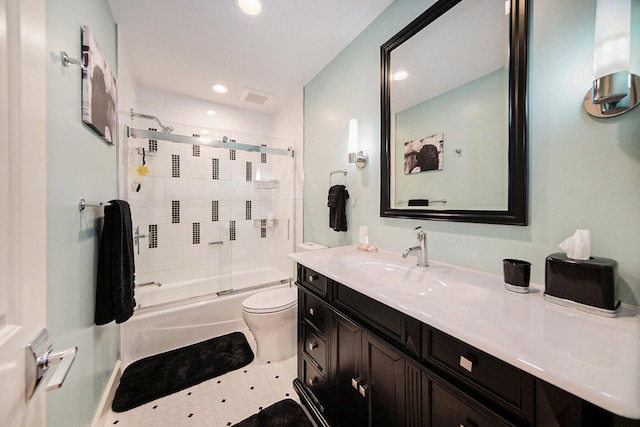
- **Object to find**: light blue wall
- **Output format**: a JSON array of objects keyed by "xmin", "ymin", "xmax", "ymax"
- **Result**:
[
  {"xmin": 46, "ymin": 0, "xmax": 118, "ymax": 425},
  {"xmin": 304, "ymin": 0, "xmax": 640, "ymax": 305}
]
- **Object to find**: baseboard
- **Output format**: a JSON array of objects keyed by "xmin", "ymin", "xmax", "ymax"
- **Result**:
[{"xmin": 91, "ymin": 360, "xmax": 121, "ymax": 427}]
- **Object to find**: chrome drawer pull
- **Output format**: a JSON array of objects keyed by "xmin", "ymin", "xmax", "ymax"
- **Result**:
[
  {"xmin": 309, "ymin": 307, "xmax": 315, "ymax": 316},
  {"xmin": 308, "ymin": 275, "xmax": 318, "ymax": 282},
  {"xmin": 351, "ymin": 377, "xmax": 359, "ymax": 390},
  {"xmin": 308, "ymin": 377, "xmax": 317, "ymax": 386},
  {"xmin": 459, "ymin": 355, "xmax": 475, "ymax": 373},
  {"xmin": 358, "ymin": 383, "xmax": 368, "ymax": 397},
  {"xmin": 308, "ymin": 341, "xmax": 319, "ymax": 351}
]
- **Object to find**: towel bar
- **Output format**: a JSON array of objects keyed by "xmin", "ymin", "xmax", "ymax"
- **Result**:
[{"xmin": 78, "ymin": 198, "xmax": 111, "ymax": 211}]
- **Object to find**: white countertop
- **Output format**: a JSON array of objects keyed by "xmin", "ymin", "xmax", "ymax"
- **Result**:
[{"xmin": 289, "ymin": 245, "xmax": 640, "ymax": 419}]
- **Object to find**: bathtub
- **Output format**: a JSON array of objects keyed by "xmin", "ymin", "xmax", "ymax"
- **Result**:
[{"xmin": 120, "ymin": 267, "xmax": 292, "ymax": 368}]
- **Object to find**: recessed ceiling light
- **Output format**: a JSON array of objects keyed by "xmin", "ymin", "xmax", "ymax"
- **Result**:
[
  {"xmin": 392, "ymin": 70, "xmax": 408, "ymax": 81},
  {"xmin": 238, "ymin": 0, "xmax": 262, "ymax": 15},
  {"xmin": 211, "ymin": 84, "xmax": 228, "ymax": 94},
  {"xmin": 207, "ymin": 110, "xmax": 216, "ymax": 116}
]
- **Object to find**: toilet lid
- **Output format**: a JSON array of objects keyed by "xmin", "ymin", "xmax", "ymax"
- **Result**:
[{"xmin": 242, "ymin": 287, "xmax": 297, "ymax": 314}]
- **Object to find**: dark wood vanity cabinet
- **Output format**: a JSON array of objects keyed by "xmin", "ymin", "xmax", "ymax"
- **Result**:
[
  {"xmin": 294, "ymin": 266, "xmax": 640, "ymax": 427},
  {"xmin": 332, "ymin": 311, "xmax": 407, "ymax": 427}
]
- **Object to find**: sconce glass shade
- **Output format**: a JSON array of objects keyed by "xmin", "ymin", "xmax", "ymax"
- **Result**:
[
  {"xmin": 593, "ymin": 0, "xmax": 630, "ymax": 78},
  {"xmin": 347, "ymin": 118, "xmax": 367, "ymax": 168},
  {"xmin": 584, "ymin": 0, "xmax": 639, "ymax": 117}
]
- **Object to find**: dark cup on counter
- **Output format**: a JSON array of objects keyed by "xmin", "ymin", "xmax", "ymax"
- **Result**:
[{"xmin": 503, "ymin": 259, "xmax": 531, "ymax": 293}]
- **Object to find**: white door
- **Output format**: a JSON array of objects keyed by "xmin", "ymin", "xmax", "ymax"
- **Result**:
[{"xmin": 0, "ymin": 0, "xmax": 48, "ymax": 425}]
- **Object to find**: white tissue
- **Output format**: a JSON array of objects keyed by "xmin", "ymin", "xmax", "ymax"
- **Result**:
[{"xmin": 558, "ymin": 229, "xmax": 591, "ymax": 260}]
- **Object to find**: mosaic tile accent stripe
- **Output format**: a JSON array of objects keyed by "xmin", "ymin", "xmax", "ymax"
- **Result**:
[
  {"xmin": 149, "ymin": 128, "xmax": 158, "ymax": 152},
  {"xmin": 212, "ymin": 158, "xmax": 219, "ymax": 180},
  {"xmin": 192, "ymin": 144, "xmax": 200, "ymax": 157},
  {"xmin": 212, "ymin": 201, "xmax": 219, "ymax": 222},
  {"xmin": 261, "ymin": 145, "xmax": 267, "ymax": 163},
  {"xmin": 245, "ymin": 201, "xmax": 252, "ymax": 220},
  {"xmin": 149, "ymin": 224, "xmax": 158, "ymax": 248},
  {"xmin": 172, "ymin": 154, "xmax": 180, "ymax": 178},
  {"xmin": 260, "ymin": 219, "xmax": 267, "ymax": 238},
  {"xmin": 172, "ymin": 201, "xmax": 180, "ymax": 224},
  {"xmin": 193, "ymin": 223, "xmax": 200, "ymax": 245},
  {"xmin": 245, "ymin": 162, "xmax": 252, "ymax": 182},
  {"xmin": 230, "ymin": 220, "xmax": 236, "ymax": 241},
  {"xmin": 229, "ymin": 149, "xmax": 236, "ymax": 160}
]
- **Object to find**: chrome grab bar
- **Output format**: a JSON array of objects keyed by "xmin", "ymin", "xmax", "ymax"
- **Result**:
[
  {"xmin": 134, "ymin": 226, "xmax": 147, "ymax": 255},
  {"xmin": 209, "ymin": 241, "xmax": 224, "ymax": 245}
]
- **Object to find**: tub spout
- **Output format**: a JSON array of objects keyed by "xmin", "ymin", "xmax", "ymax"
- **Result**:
[{"xmin": 137, "ymin": 281, "xmax": 162, "ymax": 288}]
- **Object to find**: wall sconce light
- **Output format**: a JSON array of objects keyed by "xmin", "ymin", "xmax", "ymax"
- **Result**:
[
  {"xmin": 583, "ymin": 0, "xmax": 639, "ymax": 117},
  {"xmin": 348, "ymin": 119, "xmax": 368, "ymax": 168}
]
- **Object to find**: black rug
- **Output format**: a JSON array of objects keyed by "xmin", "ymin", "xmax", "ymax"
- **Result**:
[
  {"xmin": 112, "ymin": 331, "xmax": 254, "ymax": 412},
  {"xmin": 233, "ymin": 399, "xmax": 313, "ymax": 427}
]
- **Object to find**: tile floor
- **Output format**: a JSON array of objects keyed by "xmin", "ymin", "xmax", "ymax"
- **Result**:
[{"xmin": 104, "ymin": 330, "xmax": 300, "ymax": 427}]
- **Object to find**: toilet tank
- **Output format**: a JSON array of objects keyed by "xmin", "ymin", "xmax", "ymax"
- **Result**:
[{"xmin": 296, "ymin": 242, "xmax": 328, "ymax": 252}]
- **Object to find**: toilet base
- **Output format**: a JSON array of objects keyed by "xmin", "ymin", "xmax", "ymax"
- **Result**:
[{"xmin": 253, "ymin": 325, "xmax": 296, "ymax": 362}]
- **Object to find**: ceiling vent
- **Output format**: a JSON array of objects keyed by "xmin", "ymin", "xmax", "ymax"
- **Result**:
[{"xmin": 241, "ymin": 88, "xmax": 272, "ymax": 106}]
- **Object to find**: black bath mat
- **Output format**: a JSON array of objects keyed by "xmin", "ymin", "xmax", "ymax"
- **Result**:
[
  {"xmin": 233, "ymin": 399, "xmax": 313, "ymax": 427},
  {"xmin": 112, "ymin": 331, "xmax": 254, "ymax": 412}
]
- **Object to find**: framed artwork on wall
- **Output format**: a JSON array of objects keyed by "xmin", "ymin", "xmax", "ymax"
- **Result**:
[
  {"xmin": 403, "ymin": 133, "xmax": 444, "ymax": 175},
  {"xmin": 81, "ymin": 25, "xmax": 117, "ymax": 145}
]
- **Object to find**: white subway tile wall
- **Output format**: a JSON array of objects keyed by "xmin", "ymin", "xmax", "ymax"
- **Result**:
[{"xmin": 127, "ymin": 87, "xmax": 297, "ymax": 290}]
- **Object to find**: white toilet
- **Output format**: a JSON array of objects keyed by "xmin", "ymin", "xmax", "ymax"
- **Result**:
[{"xmin": 241, "ymin": 287, "xmax": 297, "ymax": 362}]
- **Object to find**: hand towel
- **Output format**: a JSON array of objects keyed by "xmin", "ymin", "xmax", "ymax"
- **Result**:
[
  {"xmin": 95, "ymin": 200, "xmax": 136, "ymax": 325},
  {"xmin": 327, "ymin": 185, "xmax": 349, "ymax": 232}
]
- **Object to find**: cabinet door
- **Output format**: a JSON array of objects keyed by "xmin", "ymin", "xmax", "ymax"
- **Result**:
[
  {"xmin": 333, "ymin": 313, "xmax": 367, "ymax": 426},
  {"xmin": 362, "ymin": 332, "xmax": 406, "ymax": 427}
]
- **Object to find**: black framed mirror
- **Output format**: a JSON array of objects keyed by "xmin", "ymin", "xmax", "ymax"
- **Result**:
[{"xmin": 380, "ymin": 0, "xmax": 528, "ymax": 225}]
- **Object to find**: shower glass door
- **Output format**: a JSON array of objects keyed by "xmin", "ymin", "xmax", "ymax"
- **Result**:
[
  {"xmin": 217, "ymin": 129, "xmax": 296, "ymax": 294},
  {"xmin": 124, "ymin": 125, "xmax": 295, "ymax": 309}
]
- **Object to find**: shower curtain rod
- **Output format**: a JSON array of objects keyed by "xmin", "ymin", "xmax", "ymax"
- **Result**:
[{"xmin": 127, "ymin": 126, "xmax": 294, "ymax": 157}]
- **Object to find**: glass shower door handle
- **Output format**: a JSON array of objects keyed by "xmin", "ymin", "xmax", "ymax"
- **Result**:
[{"xmin": 134, "ymin": 226, "xmax": 147, "ymax": 255}]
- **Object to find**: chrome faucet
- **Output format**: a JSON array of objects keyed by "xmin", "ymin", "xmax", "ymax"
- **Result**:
[{"xmin": 402, "ymin": 226, "xmax": 428, "ymax": 267}]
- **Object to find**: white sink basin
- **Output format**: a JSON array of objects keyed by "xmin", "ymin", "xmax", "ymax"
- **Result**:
[{"xmin": 333, "ymin": 252, "xmax": 486, "ymax": 304}]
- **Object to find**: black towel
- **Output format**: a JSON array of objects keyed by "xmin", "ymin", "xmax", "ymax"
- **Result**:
[
  {"xmin": 327, "ymin": 185, "xmax": 349, "ymax": 232},
  {"xmin": 95, "ymin": 200, "xmax": 136, "ymax": 325}
]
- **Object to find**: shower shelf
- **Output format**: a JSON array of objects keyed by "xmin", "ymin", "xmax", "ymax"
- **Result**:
[
  {"xmin": 254, "ymin": 180, "xmax": 279, "ymax": 189},
  {"xmin": 253, "ymin": 219, "xmax": 278, "ymax": 228}
]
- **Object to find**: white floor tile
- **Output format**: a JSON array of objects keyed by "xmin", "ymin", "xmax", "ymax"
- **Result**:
[{"xmin": 105, "ymin": 332, "xmax": 299, "ymax": 427}]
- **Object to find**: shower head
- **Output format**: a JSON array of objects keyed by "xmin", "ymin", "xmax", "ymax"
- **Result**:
[
  {"xmin": 160, "ymin": 123, "xmax": 174, "ymax": 134},
  {"xmin": 130, "ymin": 108, "xmax": 174, "ymax": 133}
]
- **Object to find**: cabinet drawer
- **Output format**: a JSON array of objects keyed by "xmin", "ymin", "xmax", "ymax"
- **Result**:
[
  {"xmin": 334, "ymin": 283, "xmax": 404, "ymax": 344},
  {"xmin": 298, "ymin": 265, "xmax": 328, "ymax": 297},
  {"xmin": 303, "ymin": 326, "xmax": 327, "ymax": 372},
  {"xmin": 303, "ymin": 291, "xmax": 327, "ymax": 334},
  {"xmin": 425, "ymin": 327, "xmax": 533, "ymax": 417},
  {"xmin": 430, "ymin": 381, "xmax": 514, "ymax": 427},
  {"xmin": 302, "ymin": 355, "xmax": 329, "ymax": 411}
]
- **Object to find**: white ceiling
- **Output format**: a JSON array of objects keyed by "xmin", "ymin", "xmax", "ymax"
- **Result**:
[{"xmin": 108, "ymin": 0, "xmax": 394, "ymax": 115}]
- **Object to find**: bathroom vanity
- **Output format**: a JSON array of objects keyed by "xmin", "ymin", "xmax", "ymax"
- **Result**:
[{"xmin": 290, "ymin": 246, "xmax": 640, "ymax": 427}]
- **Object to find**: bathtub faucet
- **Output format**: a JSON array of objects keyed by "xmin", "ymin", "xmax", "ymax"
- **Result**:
[{"xmin": 137, "ymin": 281, "xmax": 162, "ymax": 288}]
